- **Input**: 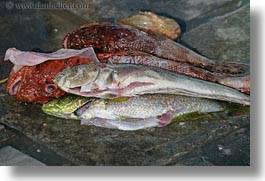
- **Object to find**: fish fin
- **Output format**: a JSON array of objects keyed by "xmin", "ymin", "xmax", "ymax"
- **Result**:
[
  {"xmin": 79, "ymin": 47, "xmax": 100, "ymax": 63},
  {"xmin": 213, "ymin": 61, "xmax": 249, "ymax": 76},
  {"xmin": 157, "ymin": 108, "xmax": 184, "ymax": 127},
  {"xmin": 4, "ymin": 47, "xmax": 99, "ymax": 71},
  {"xmin": 219, "ymin": 76, "xmax": 250, "ymax": 94}
]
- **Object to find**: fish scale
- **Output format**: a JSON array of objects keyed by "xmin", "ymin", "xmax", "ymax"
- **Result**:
[
  {"xmin": 42, "ymin": 94, "xmax": 225, "ymax": 130},
  {"xmin": 81, "ymin": 94, "xmax": 223, "ymax": 120}
]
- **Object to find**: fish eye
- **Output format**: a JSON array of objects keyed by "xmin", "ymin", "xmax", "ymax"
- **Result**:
[{"xmin": 45, "ymin": 84, "xmax": 58, "ymax": 93}]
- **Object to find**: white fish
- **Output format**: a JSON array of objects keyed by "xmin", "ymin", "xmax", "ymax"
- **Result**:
[{"xmin": 54, "ymin": 63, "xmax": 250, "ymax": 105}]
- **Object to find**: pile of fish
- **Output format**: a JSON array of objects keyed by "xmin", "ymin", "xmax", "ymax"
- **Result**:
[{"xmin": 2, "ymin": 12, "xmax": 250, "ymax": 130}]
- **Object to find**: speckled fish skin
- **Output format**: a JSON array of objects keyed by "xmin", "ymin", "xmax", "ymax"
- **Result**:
[
  {"xmin": 54, "ymin": 63, "xmax": 250, "ymax": 105},
  {"xmin": 82, "ymin": 94, "xmax": 222, "ymax": 119},
  {"xmin": 41, "ymin": 94, "xmax": 224, "ymax": 130},
  {"xmin": 79, "ymin": 94, "xmax": 224, "ymax": 130},
  {"xmin": 63, "ymin": 23, "xmax": 198, "ymax": 67},
  {"xmin": 63, "ymin": 22, "xmax": 248, "ymax": 75}
]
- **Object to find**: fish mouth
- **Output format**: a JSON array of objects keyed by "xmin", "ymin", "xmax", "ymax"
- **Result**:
[
  {"xmin": 8, "ymin": 77, "xmax": 22, "ymax": 95},
  {"xmin": 62, "ymin": 34, "xmax": 69, "ymax": 48},
  {"xmin": 74, "ymin": 101, "xmax": 92, "ymax": 117}
]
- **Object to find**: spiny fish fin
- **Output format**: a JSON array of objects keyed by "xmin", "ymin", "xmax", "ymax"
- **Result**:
[{"xmin": 4, "ymin": 47, "xmax": 99, "ymax": 72}]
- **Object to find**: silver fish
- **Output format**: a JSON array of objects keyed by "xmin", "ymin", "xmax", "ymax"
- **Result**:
[
  {"xmin": 54, "ymin": 63, "xmax": 250, "ymax": 105},
  {"xmin": 77, "ymin": 94, "xmax": 224, "ymax": 130}
]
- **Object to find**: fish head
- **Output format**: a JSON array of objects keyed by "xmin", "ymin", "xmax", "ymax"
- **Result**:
[
  {"xmin": 54, "ymin": 63, "xmax": 103, "ymax": 95},
  {"xmin": 42, "ymin": 94, "xmax": 92, "ymax": 119},
  {"xmin": 6, "ymin": 62, "xmax": 66, "ymax": 103},
  {"xmin": 5, "ymin": 57, "xmax": 91, "ymax": 103}
]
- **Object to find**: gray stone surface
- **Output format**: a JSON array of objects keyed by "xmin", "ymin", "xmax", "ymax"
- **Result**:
[
  {"xmin": 53, "ymin": 0, "xmax": 249, "ymax": 33},
  {"xmin": 181, "ymin": 3, "xmax": 250, "ymax": 64},
  {"xmin": 0, "ymin": 3, "xmax": 87, "ymax": 54},
  {"xmin": 0, "ymin": 146, "xmax": 45, "ymax": 166},
  {"xmin": 0, "ymin": 0, "xmax": 250, "ymax": 165},
  {"xmin": 0, "ymin": 85, "xmax": 250, "ymax": 165},
  {"xmin": 0, "ymin": 124, "xmax": 15, "ymax": 143}
]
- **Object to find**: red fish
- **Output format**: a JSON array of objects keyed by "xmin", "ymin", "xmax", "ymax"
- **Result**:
[
  {"xmin": 4, "ymin": 48, "xmax": 97, "ymax": 103},
  {"xmin": 63, "ymin": 22, "xmax": 249, "ymax": 76},
  {"xmin": 5, "ymin": 57, "xmax": 91, "ymax": 103},
  {"xmin": 4, "ymin": 47, "xmax": 249, "ymax": 104}
]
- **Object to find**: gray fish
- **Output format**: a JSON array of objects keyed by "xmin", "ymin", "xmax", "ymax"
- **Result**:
[
  {"xmin": 42, "ymin": 94, "xmax": 224, "ymax": 130},
  {"xmin": 54, "ymin": 63, "xmax": 250, "ymax": 105}
]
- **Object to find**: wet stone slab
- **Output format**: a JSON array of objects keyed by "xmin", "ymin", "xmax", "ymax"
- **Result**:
[
  {"xmin": 181, "ymin": 2, "xmax": 250, "ymax": 64},
  {"xmin": 0, "ymin": 0, "xmax": 250, "ymax": 165},
  {"xmin": 0, "ymin": 3, "xmax": 87, "ymax": 54},
  {"xmin": 54, "ymin": 0, "xmax": 249, "ymax": 32},
  {"xmin": 0, "ymin": 146, "xmax": 45, "ymax": 166},
  {"xmin": 0, "ymin": 124, "xmax": 16, "ymax": 145}
]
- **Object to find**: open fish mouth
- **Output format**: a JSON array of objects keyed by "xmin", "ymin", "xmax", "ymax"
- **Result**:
[
  {"xmin": 74, "ymin": 101, "xmax": 92, "ymax": 117},
  {"xmin": 63, "ymin": 34, "xmax": 69, "ymax": 48},
  {"xmin": 8, "ymin": 76, "xmax": 22, "ymax": 95}
]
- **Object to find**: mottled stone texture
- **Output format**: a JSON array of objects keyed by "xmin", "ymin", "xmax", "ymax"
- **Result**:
[
  {"xmin": 0, "ymin": 1, "xmax": 87, "ymax": 54},
  {"xmin": 0, "ymin": 0, "xmax": 250, "ymax": 165},
  {"xmin": 181, "ymin": 3, "xmax": 250, "ymax": 64}
]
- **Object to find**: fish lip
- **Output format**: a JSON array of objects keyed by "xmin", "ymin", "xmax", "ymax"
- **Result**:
[
  {"xmin": 74, "ymin": 101, "xmax": 92, "ymax": 117},
  {"xmin": 53, "ymin": 71, "xmax": 65, "ymax": 87},
  {"xmin": 8, "ymin": 76, "xmax": 22, "ymax": 95},
  {"xmin": 62, "ymin": 33, "xmax": 69, "ymax": 48}
]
